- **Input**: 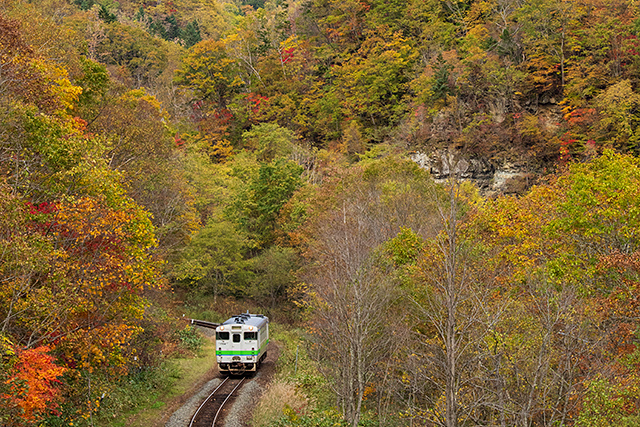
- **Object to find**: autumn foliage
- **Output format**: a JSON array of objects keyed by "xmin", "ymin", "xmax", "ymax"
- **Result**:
[
  {"xmin": 2, "ymin": 346, "xmax": 67, "ymax": 423},
  {"xmin": 0, "ymin": 5, "xmax": 171, "ymax": 425},
  {"xmin": 6, "ymin": 0, "xmax": 640, "ymax": 425}
]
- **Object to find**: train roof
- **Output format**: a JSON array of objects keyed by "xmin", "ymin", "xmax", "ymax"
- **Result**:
[{"xmin": 220, "ymin": 312, "xmax": 268, "ymax": 328}]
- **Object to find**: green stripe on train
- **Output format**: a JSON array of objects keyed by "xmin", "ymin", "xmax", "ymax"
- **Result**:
[
  {"xmin": 216, "ymin": 340, "xmax": 269, "ymax": 356},
  {"xmin": 216, "ymin": 350, "xmax": 258, "ymax": 355}
]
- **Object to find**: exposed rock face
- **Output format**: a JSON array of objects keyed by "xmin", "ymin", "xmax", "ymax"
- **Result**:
[{"xmin": 409, "ymin": 151, "xmax": 535, "ymax": 195}]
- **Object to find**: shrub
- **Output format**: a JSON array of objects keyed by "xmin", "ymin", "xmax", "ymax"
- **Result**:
[{"xmin": 175, "ymin": 325, "xmax": 203, "ymax": 353}]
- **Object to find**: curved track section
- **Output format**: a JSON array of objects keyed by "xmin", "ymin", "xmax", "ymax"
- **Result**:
[{"xmin": 189, "ymin": 377, "xmax": 246, "ymax": 427}]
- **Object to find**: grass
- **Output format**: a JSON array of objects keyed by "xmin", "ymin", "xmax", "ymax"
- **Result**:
[
  {"xmin": 251, "ymin": 324, "xmax": 332, "ymax": 427},
  {"xmin": 252, "ymin": 381, "xmax": 309, "ymax": 427},
  {"xmin": 99, "ymin": 334, "xmax": 217, "ymax": 427}
]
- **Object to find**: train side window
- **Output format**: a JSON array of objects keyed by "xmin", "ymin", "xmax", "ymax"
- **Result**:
[
  {"xmin": 233, "ymin": 333, "xmax": 241, "ymax": 343},
  {"xmin": 216, "ymin": 332, "xmax": 229, "ymax": 340},
  {"xmin": 244, "ymin": 332, "xmax": 257, "ymax": 340}
]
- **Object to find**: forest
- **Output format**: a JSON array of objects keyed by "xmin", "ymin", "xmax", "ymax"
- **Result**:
[{"xmin": 1, "ymin": 0, "xmax": 640, "ymax": 425}]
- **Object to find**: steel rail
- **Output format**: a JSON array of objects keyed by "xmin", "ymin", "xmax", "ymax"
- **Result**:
[
  {"xmin": 188, "ymin": 377, "xmax": 230, "ymax": 427},
  {"xmin": 211, "ymin": 377, "xmax": 245, "ymax": 427}
]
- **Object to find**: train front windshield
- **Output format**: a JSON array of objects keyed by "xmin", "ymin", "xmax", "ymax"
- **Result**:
[{"xmin": 217, "ymin": 331, "xmax": 258, "ymax": 342}]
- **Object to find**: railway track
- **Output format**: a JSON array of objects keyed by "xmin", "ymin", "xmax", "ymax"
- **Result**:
[{"xmin": 188, "ymin": 376, "xmax": 247, "ymax": 427}]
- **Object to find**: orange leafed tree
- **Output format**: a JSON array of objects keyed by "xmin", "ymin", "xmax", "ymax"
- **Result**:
[{"xmin": 3, "ymin": 346, "xmax": 66, "ymax": 424}]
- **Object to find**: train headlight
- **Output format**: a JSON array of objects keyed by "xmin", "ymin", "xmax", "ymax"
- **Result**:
[
  {"xmin": 220, "ymin": 326, "xmax": 225, "ymax": 331},
  {"xmin": 246, "ymin": 356, "xmax": 253, "ymax": 360},
  {"xmin": 248, "ymin": 326, "xmax": 253, "ymax": 330}
]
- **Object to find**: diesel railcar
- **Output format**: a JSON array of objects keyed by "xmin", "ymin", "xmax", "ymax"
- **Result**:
[{"xmin": 215, "ymin": 312, "xmax": 269, "ymax": 374}]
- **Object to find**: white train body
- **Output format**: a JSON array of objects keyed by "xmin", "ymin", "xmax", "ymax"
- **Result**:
[{"xmin": 215, "ymin": 312, "xmax": 269, "ymax": 374}]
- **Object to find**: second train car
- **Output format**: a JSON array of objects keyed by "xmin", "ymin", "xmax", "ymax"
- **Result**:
[{"xmin": 215, "ymin": 312, "xmax": 269, "ymax": 374}]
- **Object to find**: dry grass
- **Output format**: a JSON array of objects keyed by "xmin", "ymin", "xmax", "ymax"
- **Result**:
[{"xmin": 252, "ymin": 381, "xmax": 309, "ymax": 427}]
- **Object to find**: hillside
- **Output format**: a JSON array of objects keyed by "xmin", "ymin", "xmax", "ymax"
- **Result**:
[{"xmin": 2, "ymin": 0, "xmax": 640, "ymax": 426}]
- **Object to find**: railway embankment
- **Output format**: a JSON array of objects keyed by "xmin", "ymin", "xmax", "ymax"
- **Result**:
[
  {"xmin": 164, "ymin": 332, "xmax": 279, "ymax": 427},
  {"xmin": 118, "ymin": 323, "xmax": 284, "ymax": 427},
  {"xmin": 112, "ymin": 334, "xmax": 218, "ymax": 427}
]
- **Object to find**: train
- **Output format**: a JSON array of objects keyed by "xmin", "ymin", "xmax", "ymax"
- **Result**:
[{"xmin": 215, "ymin": 312, "xmax": 269, "ymax": 374}]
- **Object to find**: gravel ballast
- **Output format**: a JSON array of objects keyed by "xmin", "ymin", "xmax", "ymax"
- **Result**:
[{"xmin": 164, "ymin": 328, "xmax": 278, "ymax": 427}]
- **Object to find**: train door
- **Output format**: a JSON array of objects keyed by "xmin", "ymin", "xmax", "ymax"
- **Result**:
[
  {"xmin": 243, "ymin": 330, "xmax": 258, "ymax": 366},
  {"xmin": 229, "ymin": 327, "xmax": 244, "ymax": 364}
]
